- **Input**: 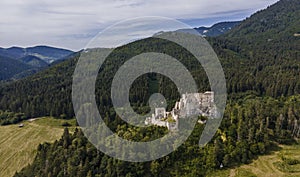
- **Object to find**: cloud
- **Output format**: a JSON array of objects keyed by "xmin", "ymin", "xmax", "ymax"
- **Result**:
[
  {"xmin": 0, "ymin": 0, "xmax": 279, "ymax": 50},
  {"xmin": 86, "ymin": 17, "xmax": 193, "ymax": 48}
]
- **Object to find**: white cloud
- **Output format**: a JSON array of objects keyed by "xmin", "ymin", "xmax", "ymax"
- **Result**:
[{"xmin": 0, "ymin": 0, "xmax": 279, "ymax": 51}]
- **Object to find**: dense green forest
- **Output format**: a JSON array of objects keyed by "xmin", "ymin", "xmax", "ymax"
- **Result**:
[
  {"xmin": 0, "ymin": 0, "xmax": 299, "ymax": 176},
  {"xmin": 15, "ymin": 94, "xmax": 300, "ymax": 176}
]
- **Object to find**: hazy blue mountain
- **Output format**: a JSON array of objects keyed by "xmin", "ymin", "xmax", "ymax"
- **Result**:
[
  {"xmin": 195, "ymin": 21, "xmax": 241, "ymax": 36},
  {"xmin": 0, "ymin": 56, "xmax": 34, "ymax": 81},
  {"xmin": 0, "ymin": 47, "xmax": 24, "ymax": 59},
  {"xmin": 5, "ymin": 47, "xmax": 26, "ymax": 58},
  {"xmin": 176, "ymin": 21, "xmax": 241, "ymax": 37},
  {"xmin": 0, "ymin": 46, "xmax": 74, "ymax": 81},
  {"xmin": 25, "ymin": 46, "xmax": 74, "ymax": 63},
  {"xmin": 20, "ymin": 55, "xmax": 48, "ymax": 68},
  {"xmin": 0, "ymin": 46, "xmax": 73, "ymax": 64}
]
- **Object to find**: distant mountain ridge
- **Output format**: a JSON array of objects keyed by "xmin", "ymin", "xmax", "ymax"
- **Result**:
[
  {"xmin": 0, "ymin": 55, "xmax": 36, "ymax": 81},
  {"xmin": 0, "ymin": 46, "xmax": 74, "ymax": 81},
  {"xmin": 194, "ymin": 21, "xmax": 241, "ymax": 37},
  {"xmin": 20, "ymin": 55, "xmax": 48, "ymax": 68},
  {"xmin": 176, "ymin": 21, "xmax": 241, "ymax": 37},
  {"xmin": 0, "ymin": 46, "xmax": 73, "ymax": 64}
]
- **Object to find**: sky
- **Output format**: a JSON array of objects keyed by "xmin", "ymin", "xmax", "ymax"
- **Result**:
[{"xmin": 0, "ymin": 0, "xmax": 279, "ymax": 51}]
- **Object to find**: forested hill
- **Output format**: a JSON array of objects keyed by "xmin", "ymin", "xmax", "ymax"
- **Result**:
[
  {"xmin": 220, "ymin": 0, "xmax": 300, "ymax": 58},
  {"xmin": 0, "ymin": 52, "xmax": 79, "ymax": 120},
  {"xmin": 210, "ymin": 0, "xmax": 300, "ymax": 97},
  {"xmin": 226, "ymin": 0, "xmax": 300, "ymax": 39}
]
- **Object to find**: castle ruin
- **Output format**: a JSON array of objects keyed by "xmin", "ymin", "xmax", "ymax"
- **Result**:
[{"xmin": 145, "ymin": 91, "xmax": 217, "ymax": 131}]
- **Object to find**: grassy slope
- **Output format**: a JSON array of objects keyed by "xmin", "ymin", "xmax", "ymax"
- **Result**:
[
  {"xmin": 0, "ymin": 117, "xmax": 76, "ymax": 177},
  {"xmin": 207, "ymin": 144, "xmax": 300, "ymax": 177}
]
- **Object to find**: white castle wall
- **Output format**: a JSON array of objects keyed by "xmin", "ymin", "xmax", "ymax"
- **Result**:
[{"xmin": 145, "ymin": 91, "xmax": 215, "ymax": 130}]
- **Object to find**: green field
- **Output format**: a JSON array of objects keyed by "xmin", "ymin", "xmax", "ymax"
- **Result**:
[
  {"xmin": 0, "ymin": 117, "xmax": 76, "ymax": 177},
  {"xmin": 208, "ymin": 143, "xmax": 300, "ymax": 177}
]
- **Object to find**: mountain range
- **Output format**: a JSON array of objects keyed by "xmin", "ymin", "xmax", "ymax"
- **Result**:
[
  {"xmin": 0, "ymin": 46, "xmax": 73, "ymax": 80},
  {"xmin": 194, "ymin": 21, "xmax": 241, "ymax": 37},
  {"xmin": 0, "ymin": 46, "xmax": 73, "ymax": 64},
  {"xmin": 0, "ymin": 21, "xmax": 238, "ymax": 81}
]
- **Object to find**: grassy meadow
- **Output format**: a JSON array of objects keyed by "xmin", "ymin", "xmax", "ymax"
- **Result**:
[
  {"xmin": 207, "ymin": 143, "xmax": 300, "ymax": 177},
  {"xmin": 0, "ymin": 117, "xmax": 76, "ymax": 177}
]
